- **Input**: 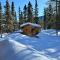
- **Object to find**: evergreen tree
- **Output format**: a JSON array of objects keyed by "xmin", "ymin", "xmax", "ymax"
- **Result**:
[
  {"xmin": 19, "ymin": 6, "xmax": 21, "ymax": 23},
  {"xmin": 11, "ymin": 1, "xmax": 16, "ymax": 31},
  {"xmin": 19, "ymin": 7, "xmax": 24, "ymax": 24},
  {"xmin": 13, "ymin": 11, "xmax": 17, "ymax": 31},
  {"xmin": 23, "ymin": 4, "xmax": 27, "ymax": 22},
  {"xmin": 34, "ymin": 0, "xmax": 39, "ymax": 24},
  {"xmin": 19, "ymin": 10, "xmax": 23, "ymax": 25},
  {"xmin": 15, "ymin": 11, "xmax": 17, "ymax": 21},
  {"xmin": 44, "ymin": 2, "xmax": 53, "ymax": 29},
  {"xmin": 19, "ymin": 6, "xmax": 21, "ymax": 29},
  {"xmin": 5, "ymin": 0, "xmax": 13, "ymax": 32},
  {"xmin": 0, "ymin": 2, "xmax": 2, "ymax": 19},
  {"xmin": 47, "ymin": 3, "xmax": 53, "ymax": 29},
  {"xmin": 44, "ymin": 8, "xmax": 47, "ymax": 29},
  {"xmin": 11, "ymin": 2, "xmax": 15, "ymax": 16},
  {"xmin": 20, "ymin": 11, "xmax": 23, "ymax": 24},
  {"xmin": 50, "ymin": 0, "xmax": 60, "ymax": 35},
  {"xmin": 0, "ymin": 2, "xmax": 3, "ymax": 37},
  {"xmin": 57, "ymin": 0, "xmax": 60, "ymax": 29},
  {"xmin": 27, "ymin": 1, "xmax": 33, "ymax": 23},
  {"xmin": 6, "ymin": 0, "xmax": 10, "ymax": 17},
  {"xmin": 5, "ymin": 0, "xmax": 10, "ymax": 32}
]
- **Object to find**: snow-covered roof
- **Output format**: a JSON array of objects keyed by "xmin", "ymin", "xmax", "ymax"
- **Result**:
[{"xmin": 20, "ymin": 22, "xmax": 41, "ymax": 28}]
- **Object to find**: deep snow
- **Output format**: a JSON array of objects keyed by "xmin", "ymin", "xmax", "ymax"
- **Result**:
[{"xmin": 0, "ymin": 29, "xmax": 60, "ymax": 60}]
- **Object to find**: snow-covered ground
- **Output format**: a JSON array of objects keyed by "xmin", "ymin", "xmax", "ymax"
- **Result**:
[{"xmin": 0, "ymin": 29, "xmax": 60, "ymax": 60}]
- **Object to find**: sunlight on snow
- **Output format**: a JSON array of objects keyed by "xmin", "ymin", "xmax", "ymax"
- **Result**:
[
  {"xmin": 46, "ymin": 48, "xmax": 57, "ymax": 53},
  {"xmin": 58, "ymin": 32, "xmax": 60, "ymax": 36}
]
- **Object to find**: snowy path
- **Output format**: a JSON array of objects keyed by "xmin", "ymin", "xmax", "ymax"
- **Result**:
[{"xmin": 0, "ymin": 29, "xmax": 60, "ymax": 60}]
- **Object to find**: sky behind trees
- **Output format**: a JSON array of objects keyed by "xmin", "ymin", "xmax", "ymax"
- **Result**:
[{"xmin": 0, "ymin": 0, "xmax": 47, "ymax": 16}]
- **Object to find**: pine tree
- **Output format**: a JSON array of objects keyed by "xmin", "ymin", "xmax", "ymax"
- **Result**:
[
  {"xmin": 5, "ymin": 0, "xmax": 10, "ymax": 32},
  {"xmin": 27, "ymin": 1, "xmax": 33, "ymax": 23},
  {"xmin": 13, "ymin": 11, "xmax": 17, "ymax": 31},
  {"xmin": 34, "ymin": 0, "xmax": 39, "ymax": 24},
  {"xmin": 0, "ymin": 2, "xmax": 3, "ymax": 37},
  {"xmin": 45, "ymin": 2, "xmax": 53, "ymax": 29},
  {"xmin": 11, "ymin": 1, "xmax": 16, "ymax": 31},
  {"xmin": 20, "ymin": 11, "xmax": 23, "ymax": 24},
  {"xmin": 19, "ymin": 6, "xmax": 21, "ymax": 23},
  {"xmin": 57, "ymin": 0, "xmax": 60, "ymax": 29},
  {"xmin": 11, "ymin": 2, "xmax": 15, "ymax": 19},
  {"xmin": 47, "ymin": 3, "xmax": 53, "ymax": 29},
  {"xmin": 0, "ymin": 2, "xmax": 2, "ymax": 19},
  {"xmin": 6, "ymin": 0, "xmax": 10, "ymax": 17},
  {"xmin": 19, "ymin": 8, "xmax": 23, "ymax": 25},
  {"xmin": 19, "ymin": 6, "xmax": 21, "ymax": 29},
  {"xmin": 23, "ymin": 4, "xmax": 27, "ymax": 22},
  {"xmin": 5, "ymin": 0, "xmax": 13, "ymax": 32},
  {"xmin": 15, "ymin": 11, "xmax": 17, "ymax": 21},
  {"xmin": 44, "ymin": 8, "xmax": 47, "ymax": 29},
  {"xmin": 50, "ymin": 0, "xmax": 60, "ymax": 35}
]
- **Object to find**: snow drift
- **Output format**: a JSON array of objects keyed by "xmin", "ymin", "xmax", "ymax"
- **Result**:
[
  {"xmin": 0, "ymin": 38, "xmax": 52, "ymax": 60},
  {"xmin": 0, "ymin": 29, "xmax": 60, "ymax": 60}
]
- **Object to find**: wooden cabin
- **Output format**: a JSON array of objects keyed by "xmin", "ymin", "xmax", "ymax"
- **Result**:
[{"xmin": 20, "ymin": 22, "xmax": 41, "ymax": 36}]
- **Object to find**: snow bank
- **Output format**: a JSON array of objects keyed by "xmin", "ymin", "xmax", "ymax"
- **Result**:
[
  {"xmin": 0, "ymin": 37, "xmax": 55, "ymax": 60},
  {"xmin": 0, "ymin": 29, "xmax": 60, "ymax": 60},
  {"xmin": 0, "ymin": 33, "xmax": 8, "ymax": 38},
  {"xmin": 42, "ymin": 29, "xmax": 60, "ymax": 36}
]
